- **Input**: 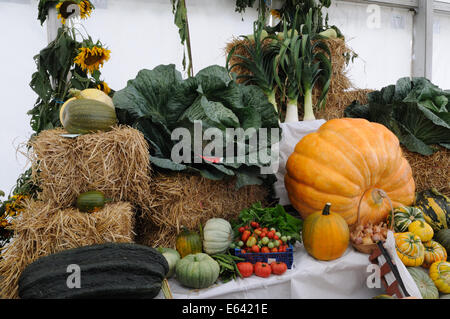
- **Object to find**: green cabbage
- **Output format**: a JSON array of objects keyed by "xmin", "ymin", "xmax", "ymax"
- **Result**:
[
  {"xmin": 345, "ymin": 77, "xmax": 450, "ymax": 155},
  {"xmin": 113, "ymin": 64, "xmax": 280, "ymax": 188}
]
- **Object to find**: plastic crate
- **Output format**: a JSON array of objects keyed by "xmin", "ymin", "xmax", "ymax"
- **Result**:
[{"xmin": 234, "ymin": 244, "xmax": 294, "ymax": 269}]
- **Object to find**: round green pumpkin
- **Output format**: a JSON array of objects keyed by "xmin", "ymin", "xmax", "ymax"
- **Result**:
[
  {"xmin": 202, "ymin": 218, "xmax": 233, "ymax": 255},
  {"xmin": 435, "ymin": 229, "xmax": 450, "ymax": 255},
  {"xmin": 407, "ymin": 267, "xmax": 439, "ymax": 299},
  {"xmin": 175, "ymin": 253, "xmax": 220, "ymax": 289},
  {"xmin": 387, "ymin": 206, "xmax": 426, "ymax": 232},
  {"xmin": 158, "ymin": 247, "xmax": 180, "ymax": 278}
]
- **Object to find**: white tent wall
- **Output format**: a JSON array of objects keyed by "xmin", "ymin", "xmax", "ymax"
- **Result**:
[
  {"xmin": 433, "ymin": 11, "xmax": 450, "ymax": 89},
  {"xmin": 0, "ymin": 0, "xmax": 448, "ymax": 196}
]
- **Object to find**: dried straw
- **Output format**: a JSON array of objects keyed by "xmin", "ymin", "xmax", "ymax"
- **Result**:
[
  {"xmin": 402, "ymin": 146, "xmax": 450, "ymax": 196},
  {"xmin": 0, "ymin": 199, "xmax": 135, "ymax": 299},
  {"xmin": 137, "ymin": 172, "xmax": 270, "ymax": 248},
  {"xmin": 28, "ymin": 126, "xmax": 152, "ymax": 210}
]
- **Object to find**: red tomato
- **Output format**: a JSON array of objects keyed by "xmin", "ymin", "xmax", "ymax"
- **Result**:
[
  {"xmin": 273, "ymin": 235, "xmax": 279, "ymax": 240},
  {"xmin": 278, "ymin": 239, "xmax": 283, "ymax": 246},
  {"xmin": 251, "ymin": 245, "xmax": 260, "ymax": 253},
  {"xmin": 238, "ymin": 226, "xmax": 245, "ymax": 233},
  {"xmin": 267, "ymin": 231, "xmax": 274, "ymax": 239},
  {"xmin": 241, "ymin": 230, "xmax": 251, "ymax": 242},
  {"xmin": 241, "ymin": 249, "xmax": 246, "ymax": 254},
  {"xmin": 270, "ymin": 262, "xmax": 287, "ymax": 275},
  {"xmin": 259, "ymin": 232, "xmax": 267, "ymax": 238},
  {"xmin": 261, "ymin": 246, "xmax": 270, "ymax": 253},
  {"xmin": 278, "ymin": 246, "xmax": 285, "ymax": 252},
  {"xmin": 250, "ymin": 221, "xmax": 259, "ymax": 228},
  {"xmin": 244, "ymin": 225, "xmax": 250, "ymax": 230},
  {"xmin": 236, "ymin": 262, "xmax": 253, "ymax": 278},
  {"xmin": 254, "ymin": 229, "xmax": 262, "ymax": 236},
  {"xmin": 262, "ymin": 227, "xmax": 268, "ymax": 232},
  {"xmin": 254, "ymin": 262, "xmax": 272, "ymax": 278},
  {"xmin": 271, "ymin": 247, "xmax": 278, "ymax": 253}
]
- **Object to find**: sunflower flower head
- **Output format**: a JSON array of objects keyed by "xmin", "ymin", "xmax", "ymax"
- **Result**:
[
  {"xmin": 74, "ymin": 41, "xmax": 111, "ymax": 74},
  {"xmin": 270, "ymin": 9, "xmax": 282, "ymax": 20},
  {"xmin": 56, "ymin": 0, "xmax": 94, "ymax": 25}
]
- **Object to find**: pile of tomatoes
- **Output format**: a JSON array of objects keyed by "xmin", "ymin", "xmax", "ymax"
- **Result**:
[
  {"xmin": 236, "ymin": 261, "xmax": 288, "ymax": 278},
  {"xmin": 230, "ymin": 221, "xmax": 291, "ymax": 253}
]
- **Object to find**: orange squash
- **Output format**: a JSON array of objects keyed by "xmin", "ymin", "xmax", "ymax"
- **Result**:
[
  {"xmin": 302, "ymin": 203, "xmax": 350, "ymax": 261},
  {"xmin": 285, "ymin": 118, "xmax": 415, "ymax": 226}
]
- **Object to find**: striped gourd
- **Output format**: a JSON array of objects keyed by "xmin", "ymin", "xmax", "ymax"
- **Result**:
[
  {"xmin": 18, "ymin": 243, "xmax": 169, "ymax": 299},
  {"xmin": 423, "ymin": 241, "xmax": 447, "ymax": 268},
  {"xmin": 388, "ymin": 206, "xmax": 426, "ymax": 232},
  {"xmin": 414, "ymin": 189, "xmax": 449, "ymax": 232},
  {"xmin": 394, "ymin": 232, "xmax": 425, "ymax": 267},
  {"xmin": 61, "ymin": 98, "xmax": 117, "ymax": 134},
  {"xmin": 429, "ymin": 261, "xmax": 450, "ymax": 294}
]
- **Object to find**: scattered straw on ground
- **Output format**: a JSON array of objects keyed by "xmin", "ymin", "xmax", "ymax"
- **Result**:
[
  {"xmin": 137, "ymin": 172, "xmax": 269, "ymax": 248},
  {"xmin": 0, "ymin": 199, "xmax": 135, "ymax": 299},
  {"xmin": 28, "ymin": 126, "xmax": 152, "ymax": 210}
]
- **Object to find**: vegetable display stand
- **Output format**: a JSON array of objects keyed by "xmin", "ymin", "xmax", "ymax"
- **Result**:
[{"xmin": 234, "ymin": 244, "xmax": 294, "ymax": 269}]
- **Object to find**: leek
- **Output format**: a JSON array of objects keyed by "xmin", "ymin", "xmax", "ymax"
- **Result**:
[{"xmin": 227, "ymin": 19, "xmax": 280, "ymax": 118}]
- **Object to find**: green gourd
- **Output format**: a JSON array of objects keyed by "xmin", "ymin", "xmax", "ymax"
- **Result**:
[
  {"xmin": 407, "ymin": 267, "xmax": 439, "ymax": 299},
  {"xmin": 175, "ymin": 253, "xmax": 220, "ymax": 289},
  {"xmin": 76, "ymin": 191, "xmax": 110, "ymax": 213},
  {"xmin": 202, "ymin": 218, "xmax": 233, "ymax": 255},
  {"xmin": 158, "ymin": 247, "xmax": 180, "ymax": 278},
  {"xmin": 62, "ymin": 98, "xmax": 117, "ymax": 134}
]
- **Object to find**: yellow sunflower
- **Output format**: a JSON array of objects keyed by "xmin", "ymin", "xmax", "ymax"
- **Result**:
[
  {"xmin": 270, "ymin": 9, "xmax": 282, "ymax": 20},
  {"xmin": 56, "ymin": 0, "xmax": 93, "ymax": 25},
  {"xmin": 97, "ymin": 81, "xmax": 111, "ymax": 95},
  {"xmin": 74, "ymin": 46, "xmax": 111, "ymax": 74}
]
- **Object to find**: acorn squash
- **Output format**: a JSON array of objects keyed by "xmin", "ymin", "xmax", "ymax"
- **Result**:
[{"xmin": 435, "ymin": 229, "xmax": 450, "ymax": 254}]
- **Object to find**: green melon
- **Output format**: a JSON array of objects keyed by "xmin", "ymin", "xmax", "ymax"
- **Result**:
[{"xmin": 62, "ymin": 98, "xmax": 117, "ymax": 134}]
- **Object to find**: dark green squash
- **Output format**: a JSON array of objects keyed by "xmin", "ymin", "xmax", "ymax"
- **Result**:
[
  {"xmin": 18, "ymin": 243, "xmax": 169, "ymax": 299},
  {"xmin": 62, "ymin": 98, "xmax": 117, "ymax": 134},
  {"xmin": 414, "ymin": 189, "xmax": 449, "ymax": 232},
  {"xmin": 435, "ymin": 229, "xmax": 450, "ymax": 256},
  {"xmin": 76, "ymin": 191, "xmax": 109, "ymax": 213}
]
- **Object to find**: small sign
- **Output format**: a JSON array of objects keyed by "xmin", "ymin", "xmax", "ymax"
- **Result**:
[
  {"xmin": 391, "ymin": 14, "xmax": 405, "ymax": 29},
  {"xmin": 60, "ymin": 134, "xmax": 81, "ymax": 139}
]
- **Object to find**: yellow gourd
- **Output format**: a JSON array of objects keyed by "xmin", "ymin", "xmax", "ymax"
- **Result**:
[
  {"xmin": 394, "ymin": 232, "xmax": 425, "ymax": 267},
  {"xmin": 408, "ymin": 220, "xmax": 434, "ymax": 242},
  {"xmin": 429, "ymin": 261, "xmax": 450, "ymax": 294}
]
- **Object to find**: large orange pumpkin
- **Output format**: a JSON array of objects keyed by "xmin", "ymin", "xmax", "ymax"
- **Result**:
[{"xmin": 285, "ymin": 118, "xmax": 415, "ymax": 226}]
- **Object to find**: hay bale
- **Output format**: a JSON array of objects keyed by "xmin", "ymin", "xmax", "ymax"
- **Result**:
[
  {"xmin": 28, "ymin": 126, "xmax": 152, "ymax": 210},
  {"xmin": 0, "ymin": 199, "xmax": 135, "ymax": 299},
  {"xmin": 137, "ymin": 172, "xmax": 270, "ymax": 248},
  {"xmin": 402, "ymin": 147, "xmax": 450, "ymax": 197}
]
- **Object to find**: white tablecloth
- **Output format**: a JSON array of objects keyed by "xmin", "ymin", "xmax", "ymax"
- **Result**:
[{"xmin": 158, "ymin": 244, "xmax": 387, "ymax": 299}]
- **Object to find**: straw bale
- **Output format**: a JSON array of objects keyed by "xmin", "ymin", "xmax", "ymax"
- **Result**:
[
  {"xmin": 0, "ymin": 199, "xmax": 135, "ymax": 299},
  {"xmin": 137, "ymin": 172, "xmax": 270, "ymax": 248},
  {"xmin": 28, "ymin": 126, "xmax": 152, "ymax": 210},
  {"xmin": 402, "ymin": 147, "xmax": 450, "ymax": 196}
]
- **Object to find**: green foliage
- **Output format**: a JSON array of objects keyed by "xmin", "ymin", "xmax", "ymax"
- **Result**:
[
  {"xmin": 231, "ymin": 202, "xmax": 303, "ymax": 244},
  {"xmin": 113, "ymin": 64, "xmax": 280, "ymax": 188},
  {"xmin": 171, "ymin": 0, "xmax": 193, "ymax": 76},
  {"xmin": 345, "ymin": 77, "xmax": 450, "ymax": 155}
]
